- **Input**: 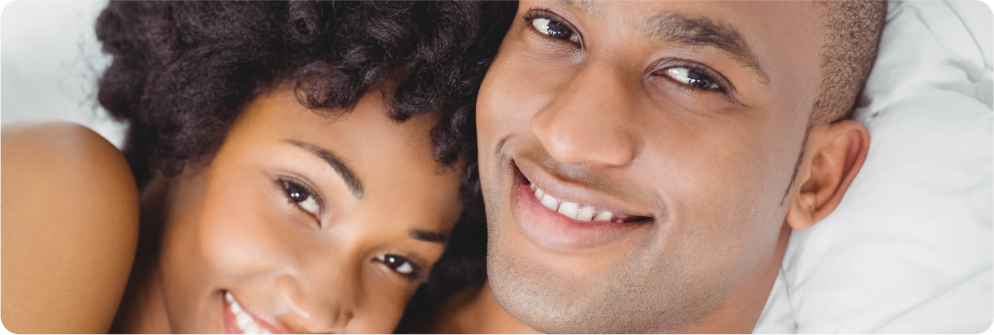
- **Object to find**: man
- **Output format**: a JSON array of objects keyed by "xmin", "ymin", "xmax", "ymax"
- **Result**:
[{"xmin": 474, "ymin": 0, "xmax": 887, "ymax": 333}]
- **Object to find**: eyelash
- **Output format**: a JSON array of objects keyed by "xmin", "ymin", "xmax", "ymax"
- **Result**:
[
  {"xmin": 374, "ymin": 253, "xmax": 428, "ymax": 283},
  {"xmin": 276, "ymin": 177, "xmax": 325, "ymax": 223},
  {"xmin": 274, "ymin": 178, "xmax": 428, "ymax": 284},
  {"xmin": 522, "ymin": 9, "xmax": 732, "ymax": 97},
  {"xmin": 654, "ymin": 62, "xmax": 730, "ymax": 94},
  {"xmin": 522, "ymin": 8, "xmax": 582, "ymax": 47}
]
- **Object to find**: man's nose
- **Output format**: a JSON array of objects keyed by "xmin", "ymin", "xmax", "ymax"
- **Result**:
[
  {"xmin": 530, "ymin": 62, "xmax": 638, "ymax": 166},
  {"xmin": 274, "ymin": 271, "xmax": 354, "ymax": 333}
]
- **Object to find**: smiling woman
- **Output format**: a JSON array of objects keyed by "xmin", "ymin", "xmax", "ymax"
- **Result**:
[
  {"xmin": 127, "ymin": 88, "xmax": 464, "ymax": 333},
  {"xmin": 0, "ymin": 1, "xmax": 515, "ymax": 333}
]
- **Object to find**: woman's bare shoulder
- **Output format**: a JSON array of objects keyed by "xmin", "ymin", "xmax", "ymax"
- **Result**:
[{"xmin": 1, "ymin": 121, "xmax": 139, "ymax": 333}]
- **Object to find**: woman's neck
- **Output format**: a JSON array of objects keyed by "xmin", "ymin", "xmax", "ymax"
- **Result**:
[{"xmin": 109, "ymin": 176, "xmax": 173, "ymax": 333}]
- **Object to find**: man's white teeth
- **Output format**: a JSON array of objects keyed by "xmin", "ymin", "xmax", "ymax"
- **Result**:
[
  {"xmin": 594, "ymin": 210, "xmax": 614, "ymax": 221},
  {"xmin": 226, "ymin": 292, "xmax": 271, "ymax": 334},
  {"xmin": 532, "ymin": 183, "xmax": 617, "ymax": 222},
  {"xmin": 540, "ymin": 193, "xmax": 560, "ymax": 212},
  {"xmin": 577, "ymin": 206, "xmax": 595, "ymax": 221},
  {"xmin": 557, "ymin": 201, "xmax": 580, "ymax": 219}
]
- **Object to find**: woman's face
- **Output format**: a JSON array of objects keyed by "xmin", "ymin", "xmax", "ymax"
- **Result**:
[{"xmin": 156, "ymin": 88, "xmax": 464, "ymax": 333}]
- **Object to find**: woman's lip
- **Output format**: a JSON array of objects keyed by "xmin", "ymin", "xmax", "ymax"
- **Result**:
[
  {"xmin": 222, "ymin": 291, "xmax": 285, "ymax": 334},
  {"xmin": 511, "ymin": 172, "xmax": 650, "ymax": 250}
]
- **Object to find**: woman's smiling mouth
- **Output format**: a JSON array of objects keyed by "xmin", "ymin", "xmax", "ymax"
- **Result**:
[{"xmin": 223, "ymin": 291, "xmax": 282, "ymax": 334}]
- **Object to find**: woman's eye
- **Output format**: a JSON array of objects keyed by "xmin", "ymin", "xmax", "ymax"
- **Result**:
[
  {"xmin": 282, "ymin": 180, "xmax": 320, "ymax": 216},
  {"xmin": 531, "ymin": 18, "xmax": 580, "ymax": 44},
  {"xmin": 375, "ymin": 254, "xmax": 420, "ymax": 277},
  {"xmin": 664, "ymin": 67, "xmax": 720, "ymax": 90}
]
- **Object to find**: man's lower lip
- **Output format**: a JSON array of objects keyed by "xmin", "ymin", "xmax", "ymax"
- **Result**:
[{"xmin": 510, "ymin": 176, "xmax": 646, "ymax": 250}]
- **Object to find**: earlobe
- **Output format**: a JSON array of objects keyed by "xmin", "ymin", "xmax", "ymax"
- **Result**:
[
  {"xmin": 786, "ymin": 191, "xmax": 817, "ymax": 230},
  {"xmin": 785, "ymin": 120, "xmax": 870, "ymax": 230}
]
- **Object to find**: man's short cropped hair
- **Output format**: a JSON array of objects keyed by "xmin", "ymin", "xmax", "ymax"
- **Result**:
[{"xmin": 814, "ymin": 1, "xmax": 888, "ymax": 123}]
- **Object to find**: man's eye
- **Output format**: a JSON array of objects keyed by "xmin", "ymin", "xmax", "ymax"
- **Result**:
[
  {"xmin": 281, "ymin": 180, "xmax": 321, "ymax": 216},
  {"xmin": 531, "ymin": 18, "xmax": 580, "ymax": 44},
  {"xmin": 375, "ymin": 254, "xmax": 422, "ymax": 279},
  {"xmin": 664, "ymin": 67, "xmax": 720, "ymax": 90}
]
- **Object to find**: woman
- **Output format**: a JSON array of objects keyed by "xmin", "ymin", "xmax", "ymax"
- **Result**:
[{"xmin": 1, "ymin": 1, "xmax": 515, "ymax": 333}]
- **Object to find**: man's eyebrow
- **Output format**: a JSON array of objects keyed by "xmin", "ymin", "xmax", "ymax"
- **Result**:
[
  {"xmin": 644, "ymin": 11, "xmax": 771, "ymax": 87},
  {"xmin": 286, "ymin": 139, "xmax": 365, "ymax": 199},
  {"xmin": 409, "ymin": 229, "xmax": 448, "ymax": 244}
]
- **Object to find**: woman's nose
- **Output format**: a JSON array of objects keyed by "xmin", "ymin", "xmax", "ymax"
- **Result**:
[{"xmin": 274, "ymin": 273, "xmax": 354, "ymax": 333}]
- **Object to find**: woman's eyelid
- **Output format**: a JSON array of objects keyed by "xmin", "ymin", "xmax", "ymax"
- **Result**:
[
  {"xmin": 523, "ymin": 8, "xmax": 583, "ymax": 47},
  {"xmin": 375, "ymin": 253, "xmax": 429, "ymax": 282},
  {"xmin": 275, "ymin": 176, "xmax": 326, "ymax": 221}
]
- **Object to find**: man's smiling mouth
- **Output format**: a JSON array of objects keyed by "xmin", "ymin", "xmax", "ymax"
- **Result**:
[
  {"xmin": 510, "ymin": 159, "xmax": 652, "ymax": 250},
  {"xmin": 528, "ymin": 182, "xmax": 646, "ymax": 223}
]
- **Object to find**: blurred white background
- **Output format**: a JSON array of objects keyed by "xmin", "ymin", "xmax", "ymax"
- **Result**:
[{"xmin": 1, "ymin": 0, "xmax": 124, "ymax": 147}]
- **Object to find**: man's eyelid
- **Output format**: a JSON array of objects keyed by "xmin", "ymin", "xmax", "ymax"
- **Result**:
[{"xmin": 650, "ymin": 59, "xmax": 742, "ymax": 101}]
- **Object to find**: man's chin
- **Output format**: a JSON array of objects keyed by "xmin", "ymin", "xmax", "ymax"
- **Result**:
[
  {"xmin": 486, "ymin": 214, "xmax": 713, "ymax": 334},
  {"xmin": 486, "ymin": 262, "xmax": 598, "ymax": 334}
]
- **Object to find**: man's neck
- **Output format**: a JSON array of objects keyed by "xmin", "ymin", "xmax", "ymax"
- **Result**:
[
  {"xmin": 430, "ymin": 280, "xmax": 542, "ymax": 334},
  {"xmin": 430, "ymin": 223, "xmax": 792, "ymax": 334},
  {"xmin": 670, "ymin": 223, "xmax": 793, "ymax": 333}
]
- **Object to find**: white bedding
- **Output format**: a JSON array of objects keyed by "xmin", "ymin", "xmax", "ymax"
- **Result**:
[{"xmin": 755, "ymin": 1, "xmax": 993, "ymax": 333}]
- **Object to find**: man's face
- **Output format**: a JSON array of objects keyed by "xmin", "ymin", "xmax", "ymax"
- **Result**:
[{"xmin": 478, "ymin": 1, "xmax": 826, "ymax": 332}]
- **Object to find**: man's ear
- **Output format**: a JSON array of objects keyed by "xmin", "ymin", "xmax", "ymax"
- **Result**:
[{"xmin": 785, "ymin": 120, "xmax": 870, "ymax": 230}]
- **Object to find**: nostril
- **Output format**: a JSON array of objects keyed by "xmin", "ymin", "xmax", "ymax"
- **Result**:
[{"xmin": 275, "ymin": 273, "xmax": 353, "ymax": 333}]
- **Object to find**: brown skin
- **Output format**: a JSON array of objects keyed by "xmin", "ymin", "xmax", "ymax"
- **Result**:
[
  {"xmin": 2, "ymin": 122, "xmax": 139, "ymax": 333},
  {"xmin": 478, "ymin": 1, "xmax": 870, "ymax": 333},
  {"xmin": 415, "ymin": 280, "xmax": 540, "ymax": 334},
  {"xmin": 2, "ymin": 88, "xmax": 465, "ymax": 333}
]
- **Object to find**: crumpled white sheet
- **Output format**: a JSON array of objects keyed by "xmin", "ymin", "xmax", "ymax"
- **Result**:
[{"xmin": 755, "ymin": 1, "xmax": 993, "ymax": 333}]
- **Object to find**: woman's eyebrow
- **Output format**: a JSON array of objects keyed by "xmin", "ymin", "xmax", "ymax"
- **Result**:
[
  {"xmin": 643, "ymin": 11, "xmax": 771, "ymax": 88},
  {"xmin": 409, "ymin": 229, "xmax": 448, "ymax": 244},
  {"xmin": 285, "ymin": 139, "xmax": 365, "ymax": 199}
]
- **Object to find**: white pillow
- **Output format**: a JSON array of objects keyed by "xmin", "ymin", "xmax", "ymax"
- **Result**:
[
  {"xmin": 757, "ymin": 1, "xmax": 993, "ymax": 333},
  {"xmin": 0, "ymin": 0, "xmax": 121, "ymax": 146}
]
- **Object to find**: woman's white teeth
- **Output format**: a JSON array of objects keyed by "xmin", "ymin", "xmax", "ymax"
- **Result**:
[
  {"xmin": 531, "ymin": 183, "xmax": 616, "ymax": 222},
  {"xmin": 226, "ymin": 292, "xmax": 271, "ymax": 334}
]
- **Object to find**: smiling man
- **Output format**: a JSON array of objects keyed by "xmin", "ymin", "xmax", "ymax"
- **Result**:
[{"xmin": 476, "ymin": 0, "xmax": 886, "ymax": 333}]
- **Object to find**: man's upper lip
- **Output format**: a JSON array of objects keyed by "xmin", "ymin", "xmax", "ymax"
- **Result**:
[{"xmin": 514, "ymin": 158, "xmax": 653, "ymax": 219}]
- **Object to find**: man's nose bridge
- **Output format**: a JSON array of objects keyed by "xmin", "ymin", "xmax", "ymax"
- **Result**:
[
  {"xmin": 274, "ymin": 256, "xmax": 356, "ymax": 333},
  {"xmin": 530, "ymin": 61, "xmax": 637, "ymax": 166}
]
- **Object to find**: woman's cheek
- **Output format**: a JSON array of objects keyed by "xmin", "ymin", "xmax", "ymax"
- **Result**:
[{"xmin": 197, "ymin": 190, "xmax": 290, "ymax": 277}]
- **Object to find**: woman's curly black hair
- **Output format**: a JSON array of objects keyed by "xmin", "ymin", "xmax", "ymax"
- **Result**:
[
  {"xmin": 96, "ymin": 0, "xmax": 514, "ymax": 190},
  {"xmin": 95, "ymin": 0, "xmax": 517, "ymax": 323}
]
